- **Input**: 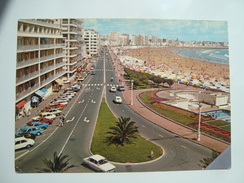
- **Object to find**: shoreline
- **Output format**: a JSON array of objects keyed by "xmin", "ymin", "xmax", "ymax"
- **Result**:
[{"xmin": 122, "ymin": 47, "xmax": 230, "ymax": 84}]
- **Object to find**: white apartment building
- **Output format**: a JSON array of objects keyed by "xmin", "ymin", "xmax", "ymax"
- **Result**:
[
  {"xmin": 58, "ymin": 18, "xmax": 85, "ymax": 79},
  {"xmin": 16, "ymin": 19, "xmax": 66, "ymax": 115},
  {"xmin": 83, "ymin": 29, "xmax": 100, "ymax": 57},
  {"xmin": 109, "ymin": 32, "xmax": 120, "ymax": 46}
]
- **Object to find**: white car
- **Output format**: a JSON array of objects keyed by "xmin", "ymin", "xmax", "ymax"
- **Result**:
[
  {"xmin": 65, "ymin": 93, "xmax": 75, "ymax": 98},
  {"xmin": 15, "ymin": 137, "xmax": 35, "ymax": 150},
  {"xmin": 83, "ymin": 155, "xmax": 116, "ymax": 172},
  {"xmin": 55, "ymin": 100, "xmax": 69, "ymax": 105},
  {"xmin": 110, "ymin": 86, "xmax": 116, "ymax": 92},
  {"xmin": 47, "ymin": 109, "xmax": 62, "ymax": 116},
  {"xmin": 33, "ymin": 112, "xmax": 56, "ymax": 120},
  {"xmin": 113, "ymin": 96, "xmax": 122, "ymax": 104}
]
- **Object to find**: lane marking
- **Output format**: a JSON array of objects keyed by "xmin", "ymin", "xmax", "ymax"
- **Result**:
[
  {"xmin": 142, "ymin": 125, "xmax": 145, "ymax": 128},
  {"xmin": 181, "ymin": 145, "xmax": 187, "ymax": 149},
  {"xmin": 84, "ymin": 117, "xmax": 90, "ymax": 123},
  {"xmin": 159, "ymin": 134, "xmax": 164, "ymax": 138}
]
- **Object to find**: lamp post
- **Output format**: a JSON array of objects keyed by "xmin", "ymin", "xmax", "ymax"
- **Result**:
[
  {"xmin": 131, "ymin": 80, "xmax": 134, "ymax": 105},
  {"xmin": 197, "ymin": 102, "xmax": 202, "ymax": 141}
]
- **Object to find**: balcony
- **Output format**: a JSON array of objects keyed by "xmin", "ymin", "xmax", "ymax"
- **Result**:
[
  {"xmin": 40, "ymin": 65, "xmax": 55, "ymax": 74},
  {"xmin": 40, "ymin": 52, "xmax": 65, "ymax": 62},
  {"xmin": 19, "ymin": 19, "xmax": 61, "ymax": 29},
  {"xmin": 40, "ymin": 43, "xmax": 64, "ymax": 49},
  {"xmin": 17, "ymin": 58, "xmax": 39, "ymax": 68},
  {"xmin": 17, "ymin": 45, "xmax": 39, "ymax": 52},
  {"xmin": 16, "ymin": 84, "xmax": 39, "ymax": 101},
  {"xmin": 16, "ymin": 71, "xmax": 39, "ymax": 85}
]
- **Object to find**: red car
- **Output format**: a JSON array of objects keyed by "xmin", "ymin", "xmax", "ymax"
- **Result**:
[
  {"xmin": 45, "ymin": 102, "xmax": 66, "ymax": 109},
  {"xmin": 27, "ymin": 117, "xmax": 53, "ymax": 125}
]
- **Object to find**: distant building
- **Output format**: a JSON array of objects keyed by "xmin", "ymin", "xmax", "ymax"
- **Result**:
[{"xmin": 83, "ymin": 29, "xmax": 100, "ymax": 57}]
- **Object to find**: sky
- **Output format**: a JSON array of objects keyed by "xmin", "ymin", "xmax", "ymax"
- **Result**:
[{"xmin": 83, "ymin": 19, "xmax": 228, "ymax": 42}]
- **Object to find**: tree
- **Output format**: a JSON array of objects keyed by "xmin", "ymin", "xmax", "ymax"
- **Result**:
[
  {"xmin": 198, "ymin": 150, "xmax": 220, "ymax": 169},
  {"xmin": 106, "ymin": 116, "xmax": 139, "ymax": 146},
  {"xmin": 166, "ymin": 79, "xmax": 174, "ymax": 87},
  {"xmin": 35, "ymin": 152, "xmax": 75, "ymax": 173}
]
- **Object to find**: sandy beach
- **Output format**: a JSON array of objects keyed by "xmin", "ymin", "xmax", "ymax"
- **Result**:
[{"xmin": 122, "ymin": 47, "xmax": 229, "ymax": 84}]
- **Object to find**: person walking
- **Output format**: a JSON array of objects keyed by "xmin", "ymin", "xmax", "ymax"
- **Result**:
[{"xmin": 59, "ymin": 114, "xmax": 65, "ymax": 127}]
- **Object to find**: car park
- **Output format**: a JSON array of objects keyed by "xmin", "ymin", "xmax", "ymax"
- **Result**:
[
  {"xmin": 22, "ymin": 122, "xmax": 49, "ymax": 130},
  {"xmin": 15, "ymin": 137, "xmax": 35, "ymax": 150},
  {"xmin": 113, "ymin": 96, "xmax": 122, "ymax": 104},
  {"xmin": 27, "ymin": 117, "xmax": 53, "ymax": 125},
  {"xmin": 16, "ymin": 126, "xmax": 44, "ymax": 137},
  {"xmin": 117, "ymin": 85, "xmax": 125, "ymax": 91},
  {"xmin": 110, "ymin": 86, "xmax": 116, "ymax": 92},
  {"xmin": 83, "ymin": 155, "xmax": 116, "ymax": 172},
  {"xmin": 32, "ymin": 112, "xmax": 56, "ymax": 120}
]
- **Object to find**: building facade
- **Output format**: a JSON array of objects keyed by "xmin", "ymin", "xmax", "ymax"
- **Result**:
[
  {"xmin": 83, "ymin": 29, "xmax": 100, "ymax": 58},
  {"xmin": 59, "ymin": 18, "xmax": 85, "ymax": 79},
  {"xmin": 16, "ymin": 19, "xmax": 66, "ymax": 116}
]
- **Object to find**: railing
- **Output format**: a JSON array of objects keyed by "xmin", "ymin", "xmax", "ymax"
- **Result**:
[
  {"xmin": 17, "ymin": 58, "xmax": 39, "ymax": 68},
  {"xmin": 16, "ymin": 71, "xmax": 39, "ymax": 84},
  {"xmin": 17, "ymin": 45, "xmax": 39, "ymax": 51},
  {"xmin": 19, "ymin": 19, "xmax": 61, "ymax": 29},
  {"xmin": 40, "ymin": 43, "xmax": 63, "ymax": 49},
  {"xmin": 40, "ymin": 65, "xmax": 55, "ymax": 74},
  {"xmin": 16, "ymin": 84, "xmax": 39, "ymax": 101}
]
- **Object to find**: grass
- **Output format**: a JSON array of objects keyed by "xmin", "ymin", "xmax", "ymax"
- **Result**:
[
  {"xmin": 91, "ymin": 98, "xmax": 163, "ymax": 163},
  {"xmin": 140, "ymin": 92, "xmax": 196, "ymax": 125}
]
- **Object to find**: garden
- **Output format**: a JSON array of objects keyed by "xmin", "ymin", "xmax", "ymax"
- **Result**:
[{"xmin": 140, "ymin": 91, "xmax": 231, "ymax": 143}]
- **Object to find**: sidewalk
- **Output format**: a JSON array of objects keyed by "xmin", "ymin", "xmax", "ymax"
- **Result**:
[{"xmin": 120, "ymin": 79, "xmax": 229, "ymax": 152}]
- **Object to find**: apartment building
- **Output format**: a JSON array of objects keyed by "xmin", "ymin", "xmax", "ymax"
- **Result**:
[
  {"xmin": 59, "ymin": 18, "xmax": 85, "ymax": 79},
  {"xmin": 16, "ymin": 19, "xmax": 66, "ymax": 117},
  {"xmin": 83, "ymin": 29, "xmax": 100, "ymax": 58}
]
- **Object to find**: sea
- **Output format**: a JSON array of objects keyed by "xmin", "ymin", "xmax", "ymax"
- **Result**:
[{"xmin": 171, "ymin": 48, "xmax": 229, "ymax": 65}]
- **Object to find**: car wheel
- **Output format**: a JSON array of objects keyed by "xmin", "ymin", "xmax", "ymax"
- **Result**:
[
  {"xmin": 37, "ymin": 132, "xmax": 41, "ymax": 136},
  {"xmin": 26, "ymin": 145, "xmax": 31, "ymax": 149}
]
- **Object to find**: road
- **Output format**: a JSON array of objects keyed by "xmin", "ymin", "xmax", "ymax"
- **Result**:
[{"xmin": 15, "ymin": 46, "xmax": 212, "ymax": 173}]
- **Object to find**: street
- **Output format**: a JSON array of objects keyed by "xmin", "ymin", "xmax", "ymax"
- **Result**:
[{"xmin": 15, "ymin": 47, "xmax": 212, "ymax": 173}]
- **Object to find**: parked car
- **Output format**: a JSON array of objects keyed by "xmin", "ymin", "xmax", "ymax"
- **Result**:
[
  {"xmin": 54, "ymin": 100, "xmax": 69, "ymax": 105},
  {"xmin": 22, "ymin": 122, "xmax": 49, "ymax": 130},
  {"xmin": 83, "ymin": 155, "xmax": 116, "ymax": 172},
  {"xmin": 45, "ymin": 103, "xmax": 66, "ymax": 109},
  {"xmin": 91, "ymin": 71, "xmax": 96, "ymax": 75},
  {"xmin": 15, "ymin": 137, "xmax": 35, "ymax": 150},
  {"xmin": 110, "ymin": 86, "xmax": 116, "ymax": 92},
  {"xmin": 32, "ymin": 112, "xmax": 56, "ymax": 120},
  {"xmin": 47, "ymin": 109, "xmax": 62, "ymax": 116},
  {"xmin": 57, "ymin": 96, "xmax": 70, "ymax": 101},
  {"xmin": 28, "ymin": 117, "xmax": 53, "ymax": 125},
  {"xmin": 113, "ymin": 96, "xmax": 122, "ymax": 104},
  {"xmin": 117, "ymin": 85, "xmax": 125, "ymax": 91},
  {"xmin": 16, "ymin": 126, "xmax": 44, "ymax": 137}
]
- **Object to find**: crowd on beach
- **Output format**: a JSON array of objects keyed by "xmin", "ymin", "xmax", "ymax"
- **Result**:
[{"xmin": 113, "ymin": 47, "xmax": 230, "ymax": 92}]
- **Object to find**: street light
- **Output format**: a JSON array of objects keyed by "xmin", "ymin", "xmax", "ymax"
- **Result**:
[
  {"xmin": 197, "ymin": 102, "xmax": 202, "ymax": 141},
  {"xmin": 131, "ymin": 80, "xmax": 134, "ymax": 105}
]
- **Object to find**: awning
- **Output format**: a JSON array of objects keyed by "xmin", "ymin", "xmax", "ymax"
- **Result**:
[
  {"xmin": 40, "ymin": 88, "xmax": 47, "ymax": 93},
  {"xmin": 55, "ymin": 78, "xmax": 64, "ymax": 85},
  {"xmin": 16, "ymin": 100, "xmax": 27, "ymax": 108},
  {"xmin": 35, "ymin": 90, "xmax": 45, "ymax": 98}
]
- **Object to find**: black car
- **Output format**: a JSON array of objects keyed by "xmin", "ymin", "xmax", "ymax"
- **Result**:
[
  {"xmin": 117, "ymin": 85, "xmax": 125, "ymax": 91},
  {"xmin": 15, "ymin": 131, "xmax": 36, "ymax": 140}
]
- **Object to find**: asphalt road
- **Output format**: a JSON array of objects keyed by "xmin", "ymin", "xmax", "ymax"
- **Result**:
[{"xmin": 15, "ymin": 46, "xmax": 212, "ymax": 173}]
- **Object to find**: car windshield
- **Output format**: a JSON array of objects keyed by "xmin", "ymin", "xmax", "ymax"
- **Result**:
[{"xmin": 98, "ymin": 159, "xmax": 108, "ymax": 165}]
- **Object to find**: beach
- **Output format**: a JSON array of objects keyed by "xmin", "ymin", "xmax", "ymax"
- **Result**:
[{"xmin": 122, "ymin": 47, "xmax": 230, "ymax": 84}]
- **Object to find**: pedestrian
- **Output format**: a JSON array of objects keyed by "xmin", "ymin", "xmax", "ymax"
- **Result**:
[
  {"xmin": 59, "ymin": 118, "xmax": 63, "ymax": 127},
  {"xmin": 60, "ymin": 114, "xmax": 65, "ymax": 124}
]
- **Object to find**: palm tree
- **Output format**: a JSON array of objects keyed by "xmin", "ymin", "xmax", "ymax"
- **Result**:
[
  {"xmin": 198, "ymin": 150, "xmax": 220, "ymax": 169},
  {"xmin": 106, "ymin": 116, "xmax": 139, "ymax": 146},
  {"xmin": 36, "ymin": 151, "xmax": 75, "ymax": 173}
]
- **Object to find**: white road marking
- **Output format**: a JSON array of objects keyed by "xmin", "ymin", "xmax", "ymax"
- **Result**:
[
  {"xmin": 84, "ymin": 117, "xmax": 90, "ymax": 123},
  {"xmin": 181, "ymin": 145, "xmax": 187, "ymax": 149},
  {"xmin": 159, "ymin": 134, "xmax": 164, "ymax": 138},
  {"xmin": 66, "ymin": 117, "xmax": 75, "ymax": 123},
  {"xmin": 79, "ymin": 100, "xmax": 84, "ymax": 103},
  {"xmin": 142, "ymin": 125, "xmax": 145, "ymax": 128}
]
